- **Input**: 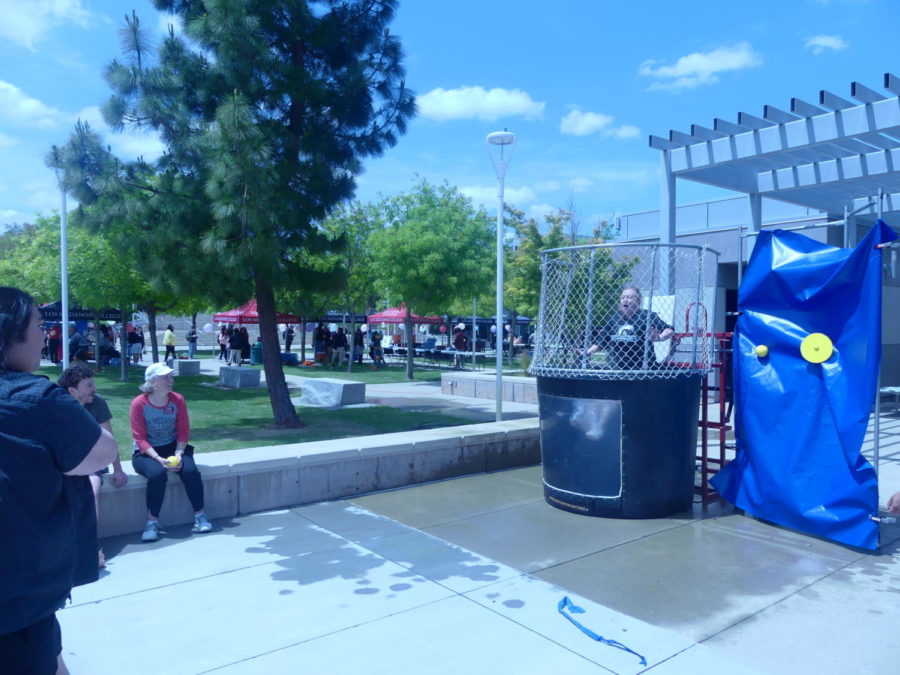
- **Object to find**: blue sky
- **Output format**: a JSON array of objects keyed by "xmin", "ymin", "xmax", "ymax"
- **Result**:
[{"xmin": 0, "ymin": 0, "xmax": 897, "ymax": 233}]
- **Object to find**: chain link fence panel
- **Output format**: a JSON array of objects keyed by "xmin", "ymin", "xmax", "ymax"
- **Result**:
[{"xmin": 530, "ymin": 243, "xmax": 719, "ymax": 380}]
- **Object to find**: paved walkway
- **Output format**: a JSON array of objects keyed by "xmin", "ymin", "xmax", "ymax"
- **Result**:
[{"xmin": 57, "ymin": 358, "xmax": 900, "ymax": 673}]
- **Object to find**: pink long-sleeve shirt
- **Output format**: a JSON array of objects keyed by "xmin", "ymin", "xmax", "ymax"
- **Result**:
[{"xmin": 129, "ymin": 392, "xmax": 190, "ymax": 453}]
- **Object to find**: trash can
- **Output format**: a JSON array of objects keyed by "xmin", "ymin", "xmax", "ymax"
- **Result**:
[
  {"xmin": 530, "ymin": 243, "xmax": 719, "ymax": 519},
  {"xmin": 250, "ymin": 342, "xmax": 263, "ymax": 365}
]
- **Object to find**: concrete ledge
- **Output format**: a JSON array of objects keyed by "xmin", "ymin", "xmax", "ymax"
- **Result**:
[
  {"xmin": 298, "ymin": 376, "xmax": 365, "ymax": 406},
  {"xmin": 218, "ymin": 366, "xmax": 261, "ymax": 388},
  {"xmin": 96, "ymin": 419, "xmax": 541, "ymax": 538},
  {"xmin": 442, "ymin": 372, "xmax": 537, "ymax": 403},
  {"xmin": 173, "ymin": 359, "xmax": 201, "ymax": 376}
]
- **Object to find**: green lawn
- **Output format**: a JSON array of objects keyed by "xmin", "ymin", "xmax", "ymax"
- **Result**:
[{"xmin": 39, "ymin": 366, "xmax": 468, "ymax": 460}]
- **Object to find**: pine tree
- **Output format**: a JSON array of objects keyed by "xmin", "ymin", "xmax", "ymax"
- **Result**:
[{"xmin": 58, "ymin": 2, "xmax": 415, "ymax": 426}]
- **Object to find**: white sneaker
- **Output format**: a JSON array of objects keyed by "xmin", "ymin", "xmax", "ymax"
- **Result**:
[
  {"xmin": 193, "ymin": 514, "xmax": 213, "ymax": 534},
  {"xmin": 141, "ymin": 521, "xmax": 160, "ymax": 542}
]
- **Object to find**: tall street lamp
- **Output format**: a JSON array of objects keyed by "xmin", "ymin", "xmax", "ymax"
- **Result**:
[
  {"xmin": 486, "ymin": 129, "xmax": 516, "ymax": 422},
  {"xmin": 50, "ymin": 146, "xmax": 70, "ymax": 366}
]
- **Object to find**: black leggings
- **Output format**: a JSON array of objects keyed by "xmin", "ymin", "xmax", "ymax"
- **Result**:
[
  {"xmin": 164, "ymin": 345, "xmax": 176, "ymax": 360},
  {"xmin": 132, "ymin": 444, "xmax": 204, "ymax": 518}
]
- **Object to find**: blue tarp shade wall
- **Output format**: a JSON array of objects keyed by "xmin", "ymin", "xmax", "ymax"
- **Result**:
[{"xmin": 712, "ymin": 220, "xmax": 896, "ymax": 550}]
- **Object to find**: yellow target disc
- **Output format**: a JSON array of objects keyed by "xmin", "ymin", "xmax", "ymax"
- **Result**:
[{"xmin": 800, "ymin": 333, "xmax": 833, "ymax": 364}]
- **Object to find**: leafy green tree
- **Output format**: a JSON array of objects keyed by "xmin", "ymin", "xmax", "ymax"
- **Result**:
[
  {"xmin": 503, "ymin": 206, "xmax": 568, "ymax": 361},
  {"xmin": 52, "ymin": 2, "xmax": 415, "ymax": 426},
  {"xmin": 370, "ymin": 179, "xmax": 493, "ymax": 379},
  {"xmin": 317, "ymin": 200, "xmax": 384, "ymax": 371}
]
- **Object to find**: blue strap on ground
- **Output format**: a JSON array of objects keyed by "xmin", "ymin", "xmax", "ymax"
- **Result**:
[{"xmin": 558, "ymin": 596, "xmax": 647, "ymax": 666}]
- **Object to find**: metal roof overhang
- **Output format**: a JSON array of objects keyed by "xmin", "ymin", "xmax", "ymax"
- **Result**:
[{"xmin": 651, "ymin": 73, "xmax": 900, "ymax": 239}]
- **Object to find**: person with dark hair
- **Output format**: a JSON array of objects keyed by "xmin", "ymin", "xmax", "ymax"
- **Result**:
[
  {"xmin": 217, "ymin": 325, "xmax": 229, "ymax": 360},
  {"xmin": 46, "ymin": 323, "xmax": 61, "ymax": 363},
  {"xmin": 58, "ymin": 364, "xmax": 128, "ymax": 568},
  {"xmin": 239, "ymin": 327, "xmax": 251, "ymax": 362},
  {"xmin": 314, "ymin": 322, "xmax": 327, "ymax": 359},
  {"xmin": 162, "ymin": 324, "xmax": 177, "ymax": 361},
  {"xmin": 185, "ymin": 324, "xmax": 198, "ymax": 360},
  {"xmin": 283, "ymin": 324, "xmax": 295, "ymax": 353},
  {"xmin": 331, "ymin": 327, "xmax": 348, "ymax": 369},
  {"xmin": 130, "ymin": 362, "xmax": 212, "ymax": 543},
  {"xmin": 0, "ymin": 287, "xmax": 118, "ymax": 675},
  {"xmin": 353, "ymin": 327, "xmax": 364, "ymax": 364},
  {"xmin": 67, "ymin": 322, "xmax": 90, "ymax": 363},
  {"xmin": 127, "ymin": 327, "xmax": 142, "ymax": 364}
]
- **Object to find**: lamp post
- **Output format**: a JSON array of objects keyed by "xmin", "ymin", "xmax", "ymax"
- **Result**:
[
  {"xmin": 51, "ymin": 146, "xmax": 70, "ymax": 366},
  {"xmin": 486, "ymin": 130, "xmax": 516, "ymax": 422}
]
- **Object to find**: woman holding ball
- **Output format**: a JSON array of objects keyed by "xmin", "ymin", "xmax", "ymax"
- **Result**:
[{"xmin": 130, "ymin": 362, "xmax": 212, "ymax": 542}]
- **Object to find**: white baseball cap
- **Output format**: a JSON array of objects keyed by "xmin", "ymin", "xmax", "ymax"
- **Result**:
[{"xmin": 145, "ymin": 362, "xmax": 174, "ymax": 382}]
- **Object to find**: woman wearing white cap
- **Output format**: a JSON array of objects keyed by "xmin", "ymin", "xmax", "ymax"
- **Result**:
[{"xmin": 130, "ymin": 362, "xmax": 212, "ymax": 542}]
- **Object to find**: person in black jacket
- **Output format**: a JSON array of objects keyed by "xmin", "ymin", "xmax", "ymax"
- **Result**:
[{"xmin": 0, "ymin": 287, "xmax": 118, "ymax": 675}]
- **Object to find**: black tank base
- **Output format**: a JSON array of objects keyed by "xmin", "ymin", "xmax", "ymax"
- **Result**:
[
  {"xmin": 538, "ymin": 374, "xmax": 702, "ymax": 519},
  {"xmin": 543, "ymin": 483, "xmax": 688, "ymax": 520}
]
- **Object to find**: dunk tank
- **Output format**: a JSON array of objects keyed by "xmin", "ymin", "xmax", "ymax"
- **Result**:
[{"xmin": 530, "ymin": 243, "xmax": 719, "ymax": 518}]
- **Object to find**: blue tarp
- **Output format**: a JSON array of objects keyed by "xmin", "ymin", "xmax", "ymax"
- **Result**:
[{"xmin": 712, "ymin": 221, "xmax": 896, "ymax": 550}]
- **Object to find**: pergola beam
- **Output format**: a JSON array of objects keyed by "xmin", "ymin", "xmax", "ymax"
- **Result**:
[{"xmin": 652, "ymin": 73, "xmax": 900, "ymax": 238}]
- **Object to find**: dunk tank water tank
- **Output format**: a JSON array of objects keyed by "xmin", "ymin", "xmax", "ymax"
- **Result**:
[{"xmin": 530, "ymin": 243, "xmax": 719, "ymax": 518}]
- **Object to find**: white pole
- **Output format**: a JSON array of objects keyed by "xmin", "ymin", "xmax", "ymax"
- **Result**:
[
  {"xmin": 495, "ymin": 167, "xmax": 505, "ymax": 421},
  {"xmin": 60, "ymin": 186, "xmax": 70, "ymax": 366},
  {"xmin": 486, "ymin": 130, "xmax": 516, "ymax": 423}
]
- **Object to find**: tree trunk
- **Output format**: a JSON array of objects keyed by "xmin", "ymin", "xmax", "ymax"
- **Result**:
[
  {"xmin": 300, "ymin": 316, "xmax": 307, "ymax": 363},
  {"xmin": 404, "ymin": 310, "xmax": 414, "ymax": 380},
  {"xmin": 119, "ymin": 308, "xmax": 129, "ymax": 381},
  {"xmin": 256, "ymin": 276, "xmax": 303, "ymax": 427},
  {"xmin": 147, "ymin": 308, "xmax": 159, "ymax": 363}
]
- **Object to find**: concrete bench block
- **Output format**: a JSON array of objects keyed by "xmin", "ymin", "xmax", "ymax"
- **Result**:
[
  {"xmin": 326, "ymin": 457, "xmax": 378, "ymax": 498},
  {"xmin": 173, "ymin": 359, "xmax": 201, "ymax": 376},
  {"xmin": 377, "ymin": 445, "xmax": 486, "ymax": 491},
  {"xmin": 297, "ymin": 377, "xmax": 365, "ymax": 406},
  {"xmin": 96, "ymin": 463, "xmax": 238, "ymax": 538},
  {"xmin": 238, "ymin": 468, "xmax": 304, "ymax": 514},
  {"xmin": 219, "ymin": 366, "xmax": 261, "ymax": 388}
]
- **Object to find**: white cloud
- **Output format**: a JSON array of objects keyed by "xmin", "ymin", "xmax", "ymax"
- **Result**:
[
  {"xmin": 569, "ymin": 177, "xmax": 593, "ymax": 193},
  {"xmin": 560, "ymin": 110, "xmax": 613, "ymax": 136},
  {"xmin": 0, "ymin": 81, "xmax": 66, "ymax": 128},
  {"xmin": 0, "ymin": 0, "xmax": 92, "ymax": 50},
  {"xmin": 639, "ymin": 42, "xmax": 762, "ymax": 91},
  {"xmin": 526, "ymin": 203, "xmax": 557, "ymax": 222},
  {"xmin": 0, "ymin": 132, "xmax": 17, "ymax": 147},
  {"xmin": 417, "ymin": 86, "xmax": 545, "ymax": 122},
  {"xmin": 560, "ymin": 109, "xmax": 640, "ymax": 139},
  {"xmin": 534, "ymin": 180, "xmax": 561, "ymax": 192},
  {"xmin": 460, "ymin": 184, "xmax": 537, "ymax": 211},
  {"xmin": 804, "ymin": 35, "xmax": 849, "ymax": 54},
  {"xmin": 608, "ymin": 124, "xmax": 640, "ymax": 139}
]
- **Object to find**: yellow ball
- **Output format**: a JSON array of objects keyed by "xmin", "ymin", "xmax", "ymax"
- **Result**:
[
  {"xmin": 755, "ymin": 345, "xmax": 769, "ymax": 358},
  {"xmin": 165, "ymin": 456, "xmax": 180, "ymax": 467}
]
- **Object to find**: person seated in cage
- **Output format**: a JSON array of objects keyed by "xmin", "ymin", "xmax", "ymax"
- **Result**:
[{"xmin": 582, "ymin": 286, "xmax": 674, "ymax": 370}]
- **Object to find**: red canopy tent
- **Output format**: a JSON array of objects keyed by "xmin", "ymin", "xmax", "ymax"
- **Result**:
[
  {"xmin": 367, "ymin": 305, "xmax": 442, "ymax": 325},
  {"xmin": 213, "ymin": 299, "xmax": 300, "ymax": 325}
]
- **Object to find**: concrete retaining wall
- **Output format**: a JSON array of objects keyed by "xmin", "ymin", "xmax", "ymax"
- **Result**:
[
  {"xmin": 442, "ymin": 372, "xmax": 537, "ymax": 403},
  {"xmin": 97, "ymin": 419, "xmax": 541, "ymax": 539}
]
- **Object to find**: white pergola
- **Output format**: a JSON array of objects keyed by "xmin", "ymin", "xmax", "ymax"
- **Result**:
[{"xmin": 651, "ymin": 72, "xmax": 900, "ymax": 244}]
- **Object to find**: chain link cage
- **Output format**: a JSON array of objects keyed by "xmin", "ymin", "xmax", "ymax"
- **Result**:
[{"xmin": 530, "ymin": 243, "xmax": 720, "ymax": 380}]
